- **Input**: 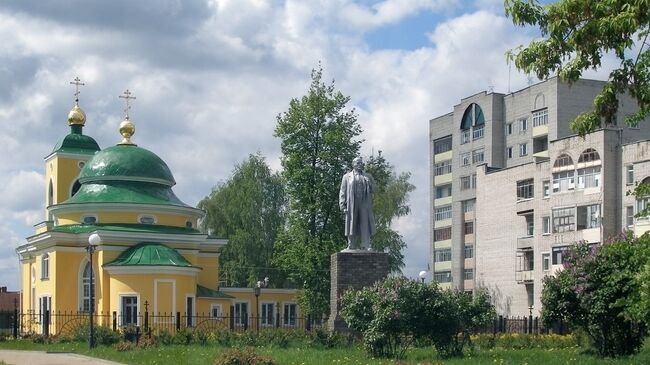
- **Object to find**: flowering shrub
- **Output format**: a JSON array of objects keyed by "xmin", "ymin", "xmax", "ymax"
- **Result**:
[
  {"xmin": 541, "ymin": 236, "xmax": 649, "ymax": 357},
  {"xmin": 340, "ymin": 277, "xmax": 495, "ymax": 359},
  {"xmin": 213, "ymin": 347, "xmax": 275, "ymax": 365}
]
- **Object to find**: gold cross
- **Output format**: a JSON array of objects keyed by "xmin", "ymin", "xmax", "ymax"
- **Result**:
[
  {"xmin": 118, "ymin": 89, "xmax": 136, "ymax": 120},
  {"xmin": 70, "ymin": 77, "xmax": 85, "ymax": 104}
]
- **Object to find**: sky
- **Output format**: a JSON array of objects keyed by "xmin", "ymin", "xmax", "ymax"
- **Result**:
[{"xmin": 0, "ymin": 0, "xmax": 613, "ymax": 289}]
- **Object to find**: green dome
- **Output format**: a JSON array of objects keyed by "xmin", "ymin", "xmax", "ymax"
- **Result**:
[
  {"xmin": 52, "ymin": 130, "xmax": 100, "ymax": 154},
  {"xmin": 105, "ymin": 242, "xmax": 198, "ymax": 268},
  {"xmin": 78, "ymin": 144, "xmax": 176, "ymax": 186}
]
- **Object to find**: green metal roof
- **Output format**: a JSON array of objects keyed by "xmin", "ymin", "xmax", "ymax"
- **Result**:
[
  {"xmin": 52, "ymin": 128, "xmax": 100, "ymax": 154},
  {"xmin": 62, "ymin": 181, "xmax": 189, "ymax": 207},
  {"xmin": 104, "ymin": 242, "xmax": 199, "ymax": 268},
  {"xmin": 79, "ymin": 144, "xmax": 176, "ymax": 186},
  {"xmin": 196, "ymin": 285, "xmax": 234, "ymax": 299},
  {"xmin": 50, "ymin": 223, "xmax": 202, "ymax": 235}
]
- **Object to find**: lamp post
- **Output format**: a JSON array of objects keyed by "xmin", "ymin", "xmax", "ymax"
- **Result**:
[
  {"xmin": 253, "ymin": 277, "xmax": 269, "ymax": 334},
  {"xmin": 419, "ymin": 270, "xmax": 427, "ymax": 283},
  {"xmin": 87, "ymin": 233, "xmax": 101, "ymax": 349}
]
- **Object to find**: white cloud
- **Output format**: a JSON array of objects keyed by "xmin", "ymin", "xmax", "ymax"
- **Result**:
[{"xmin": 0, "ymin": 1, "xmax": 614, "ymax": 290}]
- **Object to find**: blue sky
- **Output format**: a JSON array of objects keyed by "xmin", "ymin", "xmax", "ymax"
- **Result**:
[{"xmin": 0, "ymin": 0, "xmax": 613, "ymax": 290}]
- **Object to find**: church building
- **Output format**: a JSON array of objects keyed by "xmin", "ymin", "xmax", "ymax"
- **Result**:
[{"xmin": 16, "ymin": 83, "xmax": 300, "ymax": 332}]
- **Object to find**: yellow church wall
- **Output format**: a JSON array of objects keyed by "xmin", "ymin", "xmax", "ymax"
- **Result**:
[
  {"xmin": 45, "ymin": 156, "xmax": 88, "ymax": 207},
  {"xmin": 108, "ymin": 273, "xmax": 197, "ymax": 319},
  {"xmin": 56, "ymin": 211, "xmax": 194, "ymax": 228},
  {"xmin": 196, "ymin": 298, "xmax": 231, "ymax": 317},
  {"xmin": 196, "ymin": 255, "xmax": 219, "ymax": 289}
]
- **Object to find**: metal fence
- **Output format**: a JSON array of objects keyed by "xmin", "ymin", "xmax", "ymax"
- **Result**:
[
  {"xmin": 478, "ymin": 315, "xmax": 569, "ymax": 335},
  {"xmin": 0, "ymin": 309, "xmax": 320, "ymax": 338}
]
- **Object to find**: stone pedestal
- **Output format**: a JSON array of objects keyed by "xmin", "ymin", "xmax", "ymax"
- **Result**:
[{"xmin": 328, "ymin": 251, "xmax": 389, "ymax": 333}]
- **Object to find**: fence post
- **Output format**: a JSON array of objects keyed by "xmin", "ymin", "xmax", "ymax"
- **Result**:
[
  {"xmin": 144, "ymin": 309, "xmax": 149, "ymax": 334},
  {"xmin": 229, "ymin": 306, "xmax": 234, "ymax": 330},
  {"xmin": 176, "ymin": 312, "xmax": 181, "ymax": 331},
  {"xmin": 13, "ymin": 303, "xmax": 18, "ymax": 339},
  {"xmin": 498, "ymin": 315, "xmax": 503, "ymax": 332},
  {"xmin": 528, "ymin": 314, "xmax": 533, "ymax": 334},
  {"xmin": 306, "ymin": 314, "xmax": 311, "ymax": 331},
  {"xmin": 276, "ymin": 304, "xmax": 280, "ymax": 328},
  {"xmin": 112, "ymin": 311, "xmax": 117, "ymax": 331},
  {"xmin": 43, "ymin": 310, "xmax": 50, "ymax": 337}
]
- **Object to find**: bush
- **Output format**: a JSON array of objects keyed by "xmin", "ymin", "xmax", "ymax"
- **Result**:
[
  {"xmin": 470, "ymin": 333, "xmax": 578, "ymax": 350},
  {"xmin": 341, "ymin": 277, "xmax": 495, "ymax": 359},
  {"xmin": 213, "ymin": 347, "xmax": 275, "ymax": 365},
  {"xmin": 541, "ymin": 237, "xmax": 649, "ymax": 357}
]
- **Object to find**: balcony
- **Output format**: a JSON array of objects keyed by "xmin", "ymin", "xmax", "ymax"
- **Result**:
[
  {"xmin": 532, "ymin": 124, "xmax": 548, "ymax": 138},
  {"xmin": 515, "ymin": 270, "xmax": 534, "ymax": 283},
  {"xmin": 517, "ymin": 236, "xmax": 534, "ymax": 250},
  {"xmin": 473, "ymin": 125, "xmax": 484, "ymax": 140}
]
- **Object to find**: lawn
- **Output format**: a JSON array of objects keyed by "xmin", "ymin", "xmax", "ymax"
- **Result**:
[{"xmin": 1, "ymin": 339, "xmax": 649, "ymax": 365}]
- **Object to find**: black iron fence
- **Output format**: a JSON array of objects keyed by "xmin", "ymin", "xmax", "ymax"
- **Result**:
[
  {"xmin": 0, "ymin": 310, "xmax": 567, "ymax": 339},
  {"xmin": 0, "ymin": 309, "xmax": 320, "ymax": 338},
  {"xmin": 479, "ymin": 315, "xmax": 569, "ymax": 335}
]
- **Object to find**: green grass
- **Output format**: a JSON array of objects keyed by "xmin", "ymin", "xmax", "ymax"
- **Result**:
[{"xmin": 0, "ymin": 339, "xmax": 649, "ymax": 365}]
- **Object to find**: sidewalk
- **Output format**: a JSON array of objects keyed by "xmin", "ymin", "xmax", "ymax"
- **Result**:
[{"xmin": 0, "ymin": 350, "xmax": 125, "ymax": 365}]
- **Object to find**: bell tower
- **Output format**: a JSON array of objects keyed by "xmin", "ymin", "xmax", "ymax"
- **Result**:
[{"xmin": 42, "ymin": 77, "xmax": 100, "ymax": 224}]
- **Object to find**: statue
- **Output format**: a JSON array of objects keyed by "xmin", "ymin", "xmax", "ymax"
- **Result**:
[{"xmin": 339, "ymin": 157, "xmax": 376, "ymax": 251}]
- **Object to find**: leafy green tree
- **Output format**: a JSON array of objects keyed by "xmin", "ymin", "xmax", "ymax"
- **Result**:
[
  {"xmin": 198, "ymin": 153, "xmax": 288, "ymax": 288},
  {"xmin": 505, "ymin": 0, "xmax": 650, "ymax": 134},
  {"xmin": 365, "ymin": 152, "xmax": 415, "ymax": 272},
  {"xmin": 541, "ymin": 237, "xmax": 649, "ymax": 357},
  {"xmin": 273, "ymin": 65, "xmax": 363, "ymax": 316}
]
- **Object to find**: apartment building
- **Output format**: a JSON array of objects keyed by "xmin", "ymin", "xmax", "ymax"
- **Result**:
[{"xmin": 429, "ymin": 77, "xmax": 650, "ymax": 314}]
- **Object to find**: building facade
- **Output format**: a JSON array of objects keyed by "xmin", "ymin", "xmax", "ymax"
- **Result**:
[
  {"xmin": 17, "ymin": 92, "xmax": 301, "ymax": 333},
  {"xmin": 429, "ymin": 77, "xmax": 650, "ymax": 315}
]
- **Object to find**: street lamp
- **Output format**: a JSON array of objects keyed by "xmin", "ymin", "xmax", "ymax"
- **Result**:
[
  {"xmin": 87, "ymin": 233, "xmax": 101, "ymax": 349},
  {"xmin": 419, "ymin": 270, "xmax": 427, "ymax": 283},
  {"xmin": 253, "ymin": 277, "xmax": 269, "ymax": 334}
]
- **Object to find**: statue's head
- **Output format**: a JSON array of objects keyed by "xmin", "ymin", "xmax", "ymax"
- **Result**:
[{"xmin": 352, "ymin": 157, "xmax": 364, "ymax": 171}]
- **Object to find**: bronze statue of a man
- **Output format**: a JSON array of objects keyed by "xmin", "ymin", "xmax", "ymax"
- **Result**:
[{"xmin": 339, "ymin": 157, "xmax": 376, "ymax": 251}]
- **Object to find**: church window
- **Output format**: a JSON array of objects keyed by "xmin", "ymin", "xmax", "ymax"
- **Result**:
[
  {"xmin": 71, "ymin": 179, "xmax": 81, "ymax": 197},
  {"xmin": 185, "ymin": 220, "xmax": 193, "ymax": 228},
  {"xmin": 82, "ymin": 215, "xmax": 97, "ymax": 225},
  {"xmin": 121, "ymin": 296, "xmax": 138, "ymax": 326},
  {"xmin": 81, "ymin": 262, "xmax": 95, "ymax": 313},
  {"xmin": 283, "ymin": 303, "xmax": 297, "ymax": 327},
  {"xmin": 138, "ymin": 215, "xmax": 156, "ymax": 224},
  {"xmin": 41, "ymin": 254, "xmax": 49, "ymax": 279}
]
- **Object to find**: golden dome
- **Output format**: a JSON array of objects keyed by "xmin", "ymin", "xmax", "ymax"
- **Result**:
[
  {"xmin": 118, "ymin": 119, "xmax": 136, "ymax": 145},
  {"xmin": 67, "ymin": 104, "xmax": 86, "ymax": 126}
]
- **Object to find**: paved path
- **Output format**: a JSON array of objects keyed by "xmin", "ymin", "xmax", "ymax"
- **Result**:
[{"xmin": 0, "ymin": 350, "xmax": 125, "ymax": 365}]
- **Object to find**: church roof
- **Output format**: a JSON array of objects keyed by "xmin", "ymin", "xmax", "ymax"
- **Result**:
[
  {"xmin": 64, "ymin": 181, "xmax": 189, "ymax": 206},
  {"xmin": 52, "ymin": 130, "xmax": 100, "ymax": 154},
  {"xmin": 104, "ymin": 242, "xmax": 199, "ymax": 268},
  {"xmin": 78, "ymin": 144, "xmax": 176, "ymax": 186},
  {"xmin": 196, "ymin": 285, "xmax": 234, "ymax": 299}
]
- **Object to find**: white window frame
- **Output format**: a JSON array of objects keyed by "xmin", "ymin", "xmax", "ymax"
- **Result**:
[
  {"xmin": 41, "ymin": 253, "xmax": 49, "ymax": 280},
  {"xmin": 138, "ymin": 214, "xmax": 157, "ymax": 224},
  {"xmin": 542, "ymin": 253, "xmax": 551, "ymax": 271},
  {"xmin": 472, "ymin": 148, "xmax": 485, "ymax": 164},
  {"xmin": 210, "ymin": 304, "xmax": 222, "ymax": 319},
  {"xmin": 553, "ymin": 171, "xmax": 575, "ymax": 192},
  {"xmin": 434, "ymin": 205, "xmax": 452, "ymax": 221},
  {"xmin": 460, "ymin": 152, "xmax": 470, "ymax": 166},
  {"xmin": 434, "ymin": 248, "xmax": 452, "ymax": 262},
  {"xmin": 234, "ymin": 301, "xmax": 249, "ymax": 327},
  {"xmin": 577, "ymin": 167, "xmax": 601, "ymax": 189},
  {"xmin": 119, "ymin": 293, "xmax": 140, "ymax": 327},
  {"xmin": 79, "ymin": 259, "xmax": 95, "ymax": 313},
  {"xmin": 542, "ymin": 180, "xmax": 550, "ymax": 198},
  {"xmin": 626, "ymin": 165, "xmax": 634, "ymax": 185},
  {"xmin": 519, "ymin": 118, "xmax": 528, "ymax": 133},
  {"xmin": 282, "ymin": 302, "xmax": 298, "ymax": 327},
  {"xmin": 261, "ymin": 301, "xmax": 275, "ymax": 327},
  {"xmin": 542, "ymin": 216, "xmax": 551, "ymax": 235},
  {"xmin": 532, "ymin": 108, "xmax": 548, "ymax": 127},
  {"xmin": 626, "ymin": 205, "xmax": 635, "ymax": 227},
  {"xmin": 519, "ymin": 143, "xmax": 528, "ymax": 157},
  {"xmin": 552, "ymin": 207, "xmax": 576, "ymax": 233},
  {"xmin": 577, "ymin": 204, "xmax": 600, "ymax": 230},
  {"xmin": 434, "ymin": 160, "xmax": 452, "ymax": 176}
]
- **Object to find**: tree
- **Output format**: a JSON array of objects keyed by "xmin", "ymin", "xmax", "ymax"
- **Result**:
[
  {"xmin": 364, "ymin": 152, "xmax": 415, "ymax": 272},
  {"xmin": 198, "ymin": 153, "xmax": 288, "ymax": 288},
  {"xmin": 541, "ymin": 237, "xmax": 649, "ymax": 357},
  {"xmin": 505, "ymin": 0, "xmax": 650, "ymax": 135},
  {"xmin": 273, "ymin": 65, "xmax": 363, "ymax": 316}
]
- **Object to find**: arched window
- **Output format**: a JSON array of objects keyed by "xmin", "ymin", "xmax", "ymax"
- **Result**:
[
  {"xmin": 71, "ymin": 179, "xmax": 81, "ymax": 197},
  {"xmin": 47, "ymin": 179, "xmax": 53, "ymax": 221},
  {"xmin": 578, "ymin": 149, "xmax": 600, "ymax": 164},
  {"xmin": 552, "ymin": 154, "xmax": 575, "ymax": 193},
  {"xmin": 553, "ymin": 154, "xmax": 574, "ymax": 169},
  {"xmin": 460, "ymin": 103, "xmax": 485, "ymax": 130},
  {"xmin": 41, "ymin": 254, "xmax": 49, "ymax": 279},
  {"xmin": 80, "ymin": 261, "xmax": 94, "ymax": 313}
]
